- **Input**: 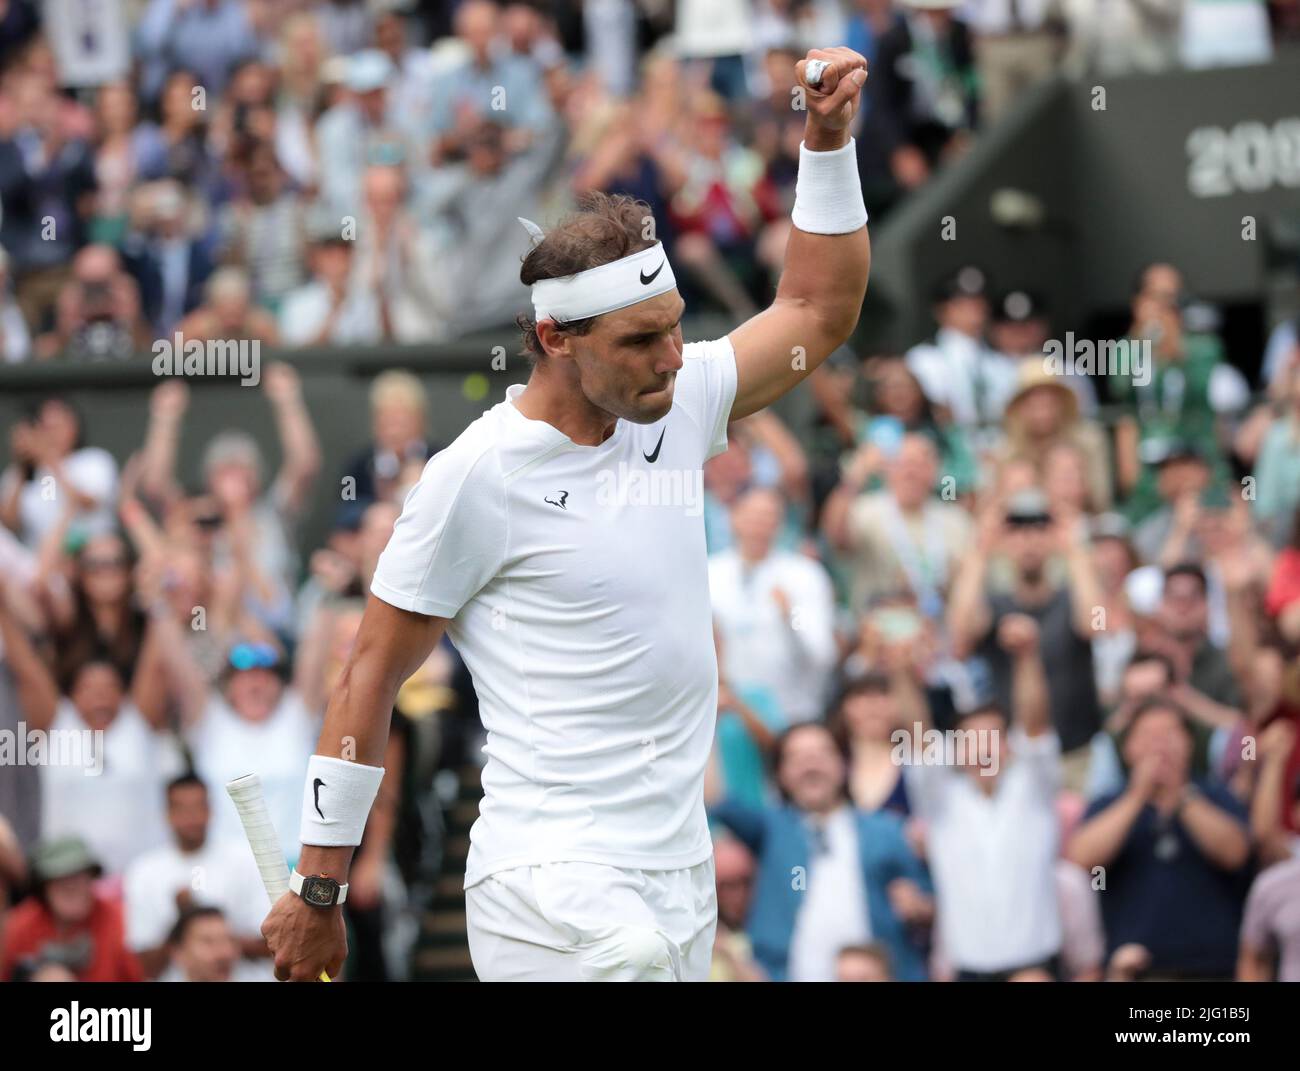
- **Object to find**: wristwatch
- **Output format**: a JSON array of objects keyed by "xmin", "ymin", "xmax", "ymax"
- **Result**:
[{"xmin": 290, "ymin": 870, "xmax": 349, "ymax": 908}]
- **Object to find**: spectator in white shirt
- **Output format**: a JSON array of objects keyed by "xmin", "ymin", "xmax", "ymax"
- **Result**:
[
  {"xmin": 279, "ymin": 229, "xmax": 380, "ymax": 348},
  {"xmin": 904, "ymin": 612, "xmax": 1065, "ymax": 980},
  {"xmin": 905, "ymin": 266, "xmax": 1011, "ymax": 436},
  {"xmin": 124, "ymin": 774, "xmax": 272, "ymax": 980},
  {"xmin": 710, "ymin": 488, "xmax": 836, "ymax": 723},
  {"xmin": 0, "ymin": 399, "xmax": 119, "ymax": 550}
]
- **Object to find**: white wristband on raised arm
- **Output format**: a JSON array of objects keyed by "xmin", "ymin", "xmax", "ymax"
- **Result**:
[
  {"xmin": 299, "ymin": 755, "xmax": 385, "ymax": 847},
  {"xmin": 790, "ymin": 138, "xmax": 869, "ymax": 235}
]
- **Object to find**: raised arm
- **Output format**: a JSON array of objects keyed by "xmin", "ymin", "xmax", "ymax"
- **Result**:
[
  {"xmin": 0, "ymin": 577, "xmax": 58, "ymax": 732},
  {"xmin": 729, "ymin": 48, "xmax": 871, "ymax": 421},
  {"xmin": 262, "ymin": 595, "xmax": 446, "ymax": 981},
  {"xmin": 262, "ymin": 363, "xmax": 322, "ymax": 519}
]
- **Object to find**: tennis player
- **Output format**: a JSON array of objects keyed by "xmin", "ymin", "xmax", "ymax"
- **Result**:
[{"xmin": 263, "ymin": 46, "xmax": 872, "ymax": 982}]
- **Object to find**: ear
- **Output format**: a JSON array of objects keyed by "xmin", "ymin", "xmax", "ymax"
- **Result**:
[{"xmin": 535, "ymin": 319, "xmax": 574, "ymax": 361}]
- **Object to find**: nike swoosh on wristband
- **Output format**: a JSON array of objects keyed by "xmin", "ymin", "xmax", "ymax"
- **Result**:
[
  {"xmin": 644, "ymin": 429, "xmax": 665, "ymax": 463},
  {"xmin": 639, "ymin": 261, "xmax": 664, "ymax": 285},
  {"xmin": 313, "ymin": 778, "xmax": 325, "ymax": 820}
]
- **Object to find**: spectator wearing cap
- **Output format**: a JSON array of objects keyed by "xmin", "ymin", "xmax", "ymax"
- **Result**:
[
  {"xmin": 1110, "ymin": 262, "xmax": 1249, "ymax": 520},
  {"xmin": 824, "ymin": 432, "xmax": 973, "ymax": 618},
  {"xmin": 315, "ymin": 48, "xmax": 419, "ymax": 223},
  {"xmin": 707, "ymin": 723, "xmax": 934, "ymax": 982},
  {"xmin": 1069, "ymin": 697, "xmax": 1252, "ymax": 980},
  {"xmin": 710, "ymin": 488, "xmax": 837, "ymax": 724},
  {"xmin": 904, "ymin": 266, "xmax": 1010, "ymax": 435},
  {"xmin": 158, "ymin": 905, "xmax": 267, "ymax": 982},
  {"xmin": 124, "ymin": 774, "xmax": 271, "ymax": 979},
  {"xmin": 2, "ymin": 835, "xmax": 142, "ymax": 982},
  {"xmin": 904, "ymin": 613, "xmax": 1064, "ymax": 981},
  {"xmin": 859, "ymin": 0, "xmax": 977, "ymax": 208},
  {"xmin": 1131, "ymin": 440, "xmax": 1212, "ymax": 567},
  {"xmin": 0, "ymin": 397, "xmax": 119, "ymax": 549},
  {"xmin": 949, "ymin": 487, "xmax": 1106, "ymax": 785},
  {"xmin": 136, "ymin": 0, "xmax": 260, "ymax": 104},
  {"xmin": 994, "ymin": 362, "xmax": 1112, "ymax": 512},
  {"xmin": 987, "ymin": 289, "xmax": 1098, "ymax": 415}
]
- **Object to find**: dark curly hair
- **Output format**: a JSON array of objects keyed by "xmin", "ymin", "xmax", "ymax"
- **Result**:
[{"xmin": 515, "ymin": 191, "xmax": 659, "ymax": 362}]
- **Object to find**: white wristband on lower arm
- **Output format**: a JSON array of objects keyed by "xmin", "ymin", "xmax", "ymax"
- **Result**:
[
  {"xmin": 299, "ymin": 755, "xmax": 385, "ymax": 847},
  {"xmin": 791, "ymin": 138, "xmax": 869, "ymax": 235}
]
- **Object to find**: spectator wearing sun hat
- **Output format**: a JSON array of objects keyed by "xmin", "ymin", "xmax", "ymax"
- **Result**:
[
  {"xmin": 994, "ymin": 361, "xmax": 1112, "ymax": 513},
  {"xmin": 2, "ymin": 836, "xmax": 142, "ymax": 981}
]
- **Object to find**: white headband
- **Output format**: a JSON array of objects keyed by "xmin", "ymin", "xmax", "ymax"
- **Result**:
[{"xmin": 519, "ymin": 218, "xmax": 677, "ymax": 323}]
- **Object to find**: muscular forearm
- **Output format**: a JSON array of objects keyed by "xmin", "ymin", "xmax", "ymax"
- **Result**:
[{"xmin": 1067, "ymin": 789, "xmax": 1145, "ymax": 869}]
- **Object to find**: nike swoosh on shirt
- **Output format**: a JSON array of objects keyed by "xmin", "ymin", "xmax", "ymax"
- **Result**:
[{"xmin": 643, "ymin": 429, "xmax": 665, "ymax": 464}]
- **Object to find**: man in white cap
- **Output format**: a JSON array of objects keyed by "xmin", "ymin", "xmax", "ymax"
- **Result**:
[{"xmin": 264, "ymin": 46, "xmax": 873, "ymax": 983}]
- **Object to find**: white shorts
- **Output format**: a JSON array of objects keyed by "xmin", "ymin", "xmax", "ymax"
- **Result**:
[{"xmin": 466, "ymin": 859, "xmax": 717, "ymax": 982}]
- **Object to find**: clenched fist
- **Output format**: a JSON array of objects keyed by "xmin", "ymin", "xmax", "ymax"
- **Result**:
[{"xmin": 796, "ymin": 47, "xmax": 869, "ymax": 150}]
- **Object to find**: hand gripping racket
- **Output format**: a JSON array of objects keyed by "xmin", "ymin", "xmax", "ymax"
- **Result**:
[{"xmin": 226, "ymin": 774, "xmax": 332, "ymax": 982}]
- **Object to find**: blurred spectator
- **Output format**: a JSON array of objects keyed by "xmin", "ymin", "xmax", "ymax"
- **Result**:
[
  {"xmin": 708, "ymin": 722, "xmax": 934, "ymax": 981},
  {"xmin": 1131, "ymin": 441, "xmax": 1212, "ymax": 567},
  {"xmin": 987, "ymin": 289, "xmax": 1099, "ymax": 413},
  {"xmin": 1061, "ymin": 0, "xmax": 1181, "ymax": 74},
  {"xmin": 2, "ymin": 835, "xmax": 142, "ymax": 981},
  {"xmin": 963, "ymin": 0, "xmax": 1063, "ymax": 122},
  {"xmin": 823, "ymin": 432, "xmax": 972, "ymax": 616},
  {"xmin": 905, "ymin": 614, "xmax": 1064, "ymax": 981},
  {"xmin": 1238, "ymin": 851, "xmax": 1300, "ymax": 981},
  {"xmin": 123, "ymin": 774, "xmax": 270, "ymax": 979},
  {"xmin": 157, "ymin": 905, "xmax": 266, "ymax": 982},
  {"xmin": 216, "ymin": 141, "xmax": 305, "ymax": 315},
  {"xmin": 120, "ymin": 179, "xmax": 214, "ymax": 335},
  {"xmin": 350, "ymin": 163, "xmax": 451, "ymax": 343},
  {"xmin": 0, "ymin": 71, "xmax": 96, "ymax": 332},
  {"xmin": 709, "ymin": 836, "xmax": 767, "ymax": 981},
  {"xmin": 1251, "ymin": 360, "xmax": 1300, "ymax": 547},
  {"xmin": 712, "ymin": 625, "xmax": 785, "ymax": 807},
  {"xmin": 0, "ymin": 246, "xmax": 31, "ymax": 361},
  {"xmin": 995, "ymin": 363, "xmax": 1112, "ymax": 512},
  {"xmin": 710, "ymin": 488, "xmax": 837, "ymax": 723},
  {"xmin": 339, "ymin": 371, "xmax": 436, "ymax": 512},
  {"xmin": 136, "ymin": 0, "xmax": 260, "ymax": 103},
  {"xmin": 860, "ymin": 0, "xmax": 977, "ymax": 207},
  {"xmin": 948, "ymin": 489, "xmax": 1104, "ymax": 779},
  {"xmin": 279, "ymin": 223, "xmax": 379, "ymax": 347},
  {"xmin": 828, "ymin": 672, "xmax": 911, "ymax": 815},
  {"xmin": 1069, "ymin": 697, "xmax": 1252, "ymax": 980},
  {"xmin": 905, "ymin": 266, "xmax": 1008, "ymax": 436},
  {"xmin": 176, "ymin": 266, "xmax": 280, "ymax": 343},
  {"xmin": 835, "ymin": 941, "xmax": 894, "ymax": 981},
  {"xmin": 40, "ymin": 243, "xmax": 147, "ymax": 360},
  {"xmin": 1110, "ymin": 262, "xmax": 1249, "ymax": 518},
  {"xmin": 1, "ymin": 396, "xmax": 119, "ymax": 548}
]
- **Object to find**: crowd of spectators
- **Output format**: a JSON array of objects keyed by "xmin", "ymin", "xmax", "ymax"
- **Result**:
[
  {"xmin": 1, "ymin": 0, "xmax": 1299, "ymax": 984},
  {"xmin": 0, "ymin": 0, "xmax": 1295, "ymax": 361}
]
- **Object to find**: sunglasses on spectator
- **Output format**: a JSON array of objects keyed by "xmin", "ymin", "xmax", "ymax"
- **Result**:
[{"xmin": 228, "ymin": 643, "xmax": 283, "ymax": 672}]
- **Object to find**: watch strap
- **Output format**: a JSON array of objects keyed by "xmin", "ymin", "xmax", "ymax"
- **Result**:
[{"xmin": 290, "ymin": 868, "xmax": 349, "ymax": 906}]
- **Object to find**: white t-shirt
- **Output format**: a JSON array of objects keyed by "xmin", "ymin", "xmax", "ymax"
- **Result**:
[
  {"xmin": 186, "ymin": 691, "xmax": 318, "ymax": 864},
  {"xmin": 787, "ymin": 806, "xmax": 871, "ymax": 982},
  {"xmin": 123, "ymin": 838, "xmax": 271, "ymax": 951},
  {"xmin": 40, "ymin": 700, "xmax": 184, "ymax": 876},
  {"xmin": 372, "ymin": 338, "xmax": 739, "ymax": 887},
  {"xmin": 905, "ymin": 728, "xmax": 1063, "ymax": 973},
  {"xmin": 10, "ymin": 447, "xmax": 119, "ymax": 548},
  {"xmin": 708, "ymin": 548, "xmax": 837, "ymax": 723}
]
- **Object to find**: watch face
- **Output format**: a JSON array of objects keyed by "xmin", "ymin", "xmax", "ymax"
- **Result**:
[{"xmin": 302, "ymin": 877, "xmax": 338, "ymax": 907}]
